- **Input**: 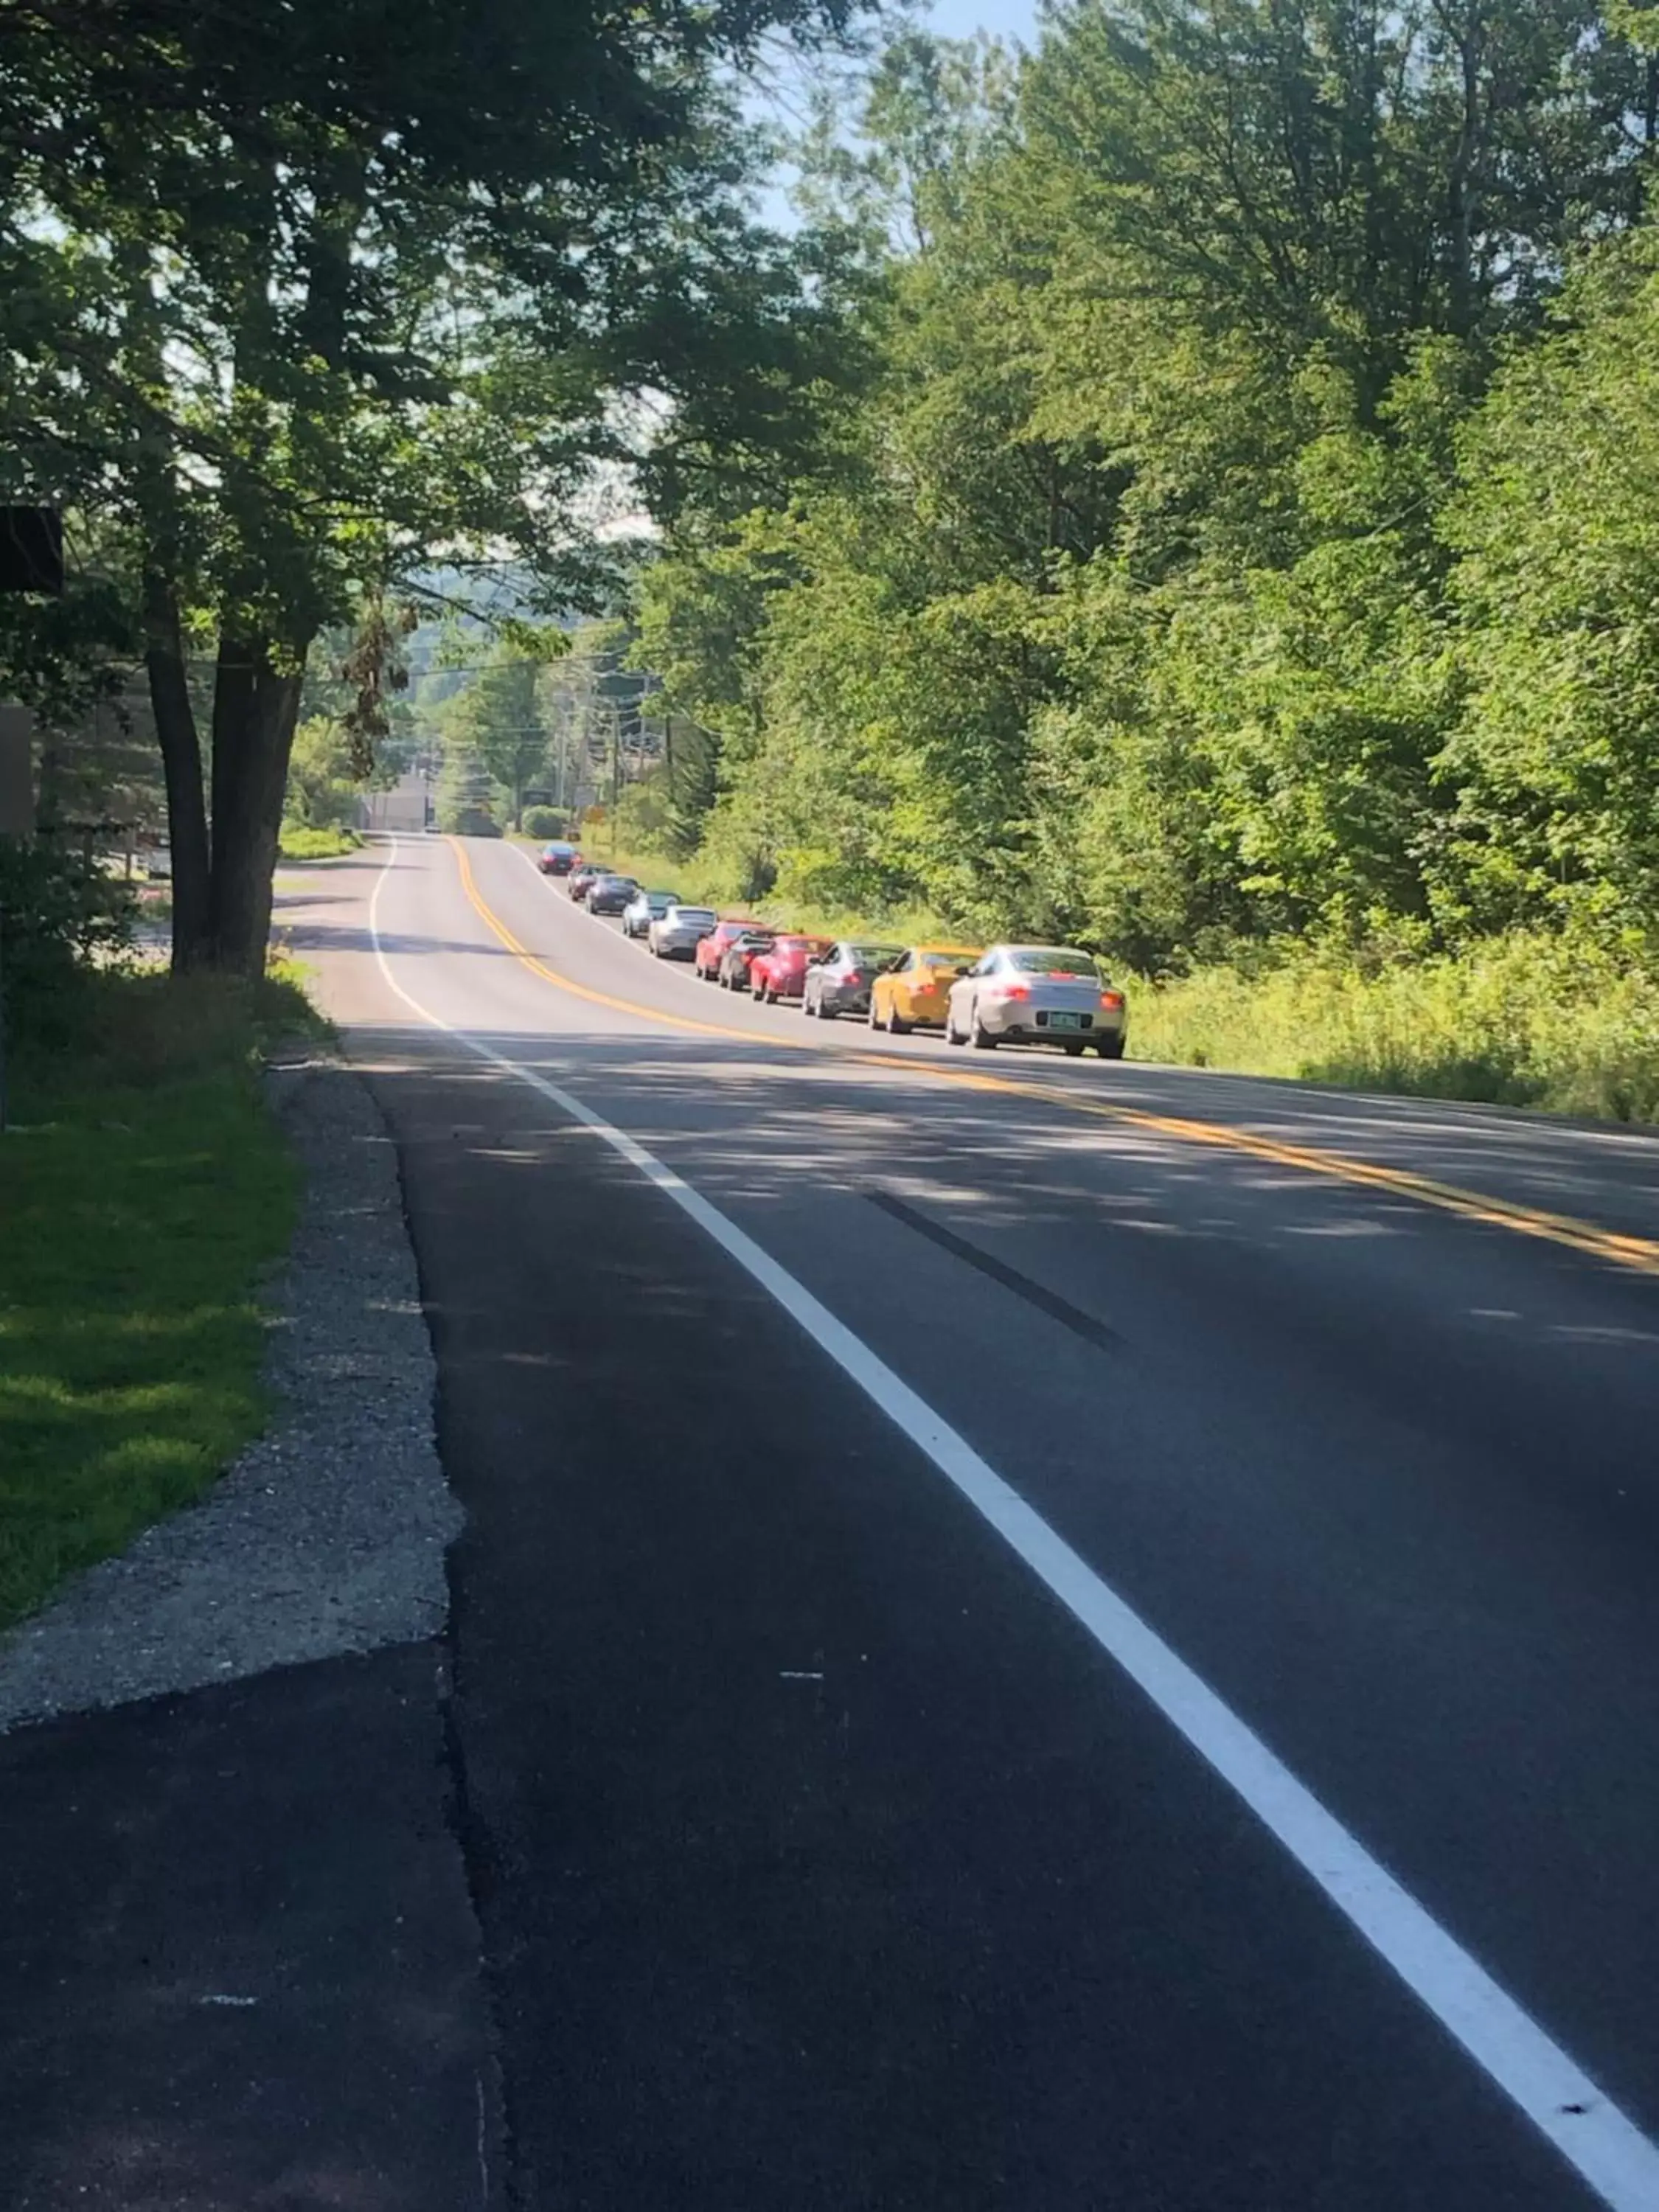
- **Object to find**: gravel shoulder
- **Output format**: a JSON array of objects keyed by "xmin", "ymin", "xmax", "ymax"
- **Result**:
[{"xmin": 0, "ymin": 1051, "xmax": 462, "ymax": 1731}]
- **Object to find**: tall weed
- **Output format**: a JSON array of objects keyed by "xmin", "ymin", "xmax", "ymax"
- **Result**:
[{"xmin": 1130, "ymin": 935, "xmax": 1659, "ymax": 1122}]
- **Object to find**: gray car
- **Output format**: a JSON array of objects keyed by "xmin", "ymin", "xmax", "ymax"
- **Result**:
[
  {"xmin": 647, "ymin": 903, "xmax": 718, "ymax": 959},
  {"xmin": 802, "ymin": 939, "xmax": 907, "ymax": 1020},
  {"xmin": 622, "ymin": 887, "xmax": 684, "ymax": 940},
  {"xmin": 945, "ymin": 945, "xmax": 1127, "ymax": 1057}
]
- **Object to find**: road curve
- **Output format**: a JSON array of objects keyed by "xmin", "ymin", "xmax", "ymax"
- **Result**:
[{"xmin": 285, "ymin": 833, "xmax": 1659, "ymax": 2212}]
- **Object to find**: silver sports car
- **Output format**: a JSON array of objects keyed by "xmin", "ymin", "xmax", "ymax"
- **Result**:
[
  {"xmin": 623, "ymin": 888, "xmax": 684, "ymax": 939},
  {"xmin": 647, "ymin": 904, "xmax": 718, "ymax": 959},
  {"xmin": 945, "ymin": 945, "xmax": 1127, "ymax": 1057}
]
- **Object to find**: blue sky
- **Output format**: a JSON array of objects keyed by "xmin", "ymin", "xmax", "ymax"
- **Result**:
[
  {"xmin": 924, "ymin": 0, "xmax": 1038, "ymax": 44},
  {"xmin": 748, "ymin": 0, "xmax": 1043, "ymax": 228}
]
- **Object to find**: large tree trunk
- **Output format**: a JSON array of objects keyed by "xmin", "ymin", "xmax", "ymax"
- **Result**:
[
  {"xmin": 142, "ymin": 568, "xmax": 213, "ymax": 972},
  {"xmin": 208, "ymin": 634, "xmax": 307, "ymax": 976}
]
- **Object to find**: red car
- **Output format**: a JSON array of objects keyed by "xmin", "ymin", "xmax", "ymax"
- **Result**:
[
  {"xmin": 748, "ymin": 933, "xmax": 834, "ymax": 1004},
  {"xmin": 694, "ymin": 918, "xmax": 762, "ymax": 982}
]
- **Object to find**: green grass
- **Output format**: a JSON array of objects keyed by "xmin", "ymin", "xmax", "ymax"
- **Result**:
[
  {"xmin": 1127, "ymin": 933, "xmax": 1659, "ymax": 1122},
  {"xmin": 0, "ymin": 969, "xmax": 310, "ymax": 1628},
  {"xmin": 279, "ymin": 822, "xmax": 362, "ymax": 861}
]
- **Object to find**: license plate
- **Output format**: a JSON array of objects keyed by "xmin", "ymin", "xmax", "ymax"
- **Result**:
[{"xmin": 1049, "ymin": 1010, "xmax": 1083, "ymax": 1031}]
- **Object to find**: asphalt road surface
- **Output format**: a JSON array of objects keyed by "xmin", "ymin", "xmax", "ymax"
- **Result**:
[{"xmin": 291, "ymin": 835, "xmax": 1659, "ymax": 2212}]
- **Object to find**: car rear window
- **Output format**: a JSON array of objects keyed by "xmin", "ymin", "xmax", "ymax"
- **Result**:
[
  {"xmin": 1009, "ymin": 949, "xmax": 1098, "ymax": 976},
  {"xmin": 920, "ymin": 951, "xmax": 975, "ymax": 970},
  {"xmin": 673, "ymin": 908, "xmax": 717, "ymax": 925},
  {"xmin": 849, "ymin": 945, "xmax": 905, "ymax": 966}
]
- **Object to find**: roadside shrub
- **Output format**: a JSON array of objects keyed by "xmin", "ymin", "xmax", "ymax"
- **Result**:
[
  {"xmin": 0, "ymin": 837, "xmax": 135, "ymax": 1048},
  {"xmin": 437, "ymin": 800, "xmax": 501, "ymax": 836},
  {"xmin": 1128, "ymin": 932, "xmax": 1659, "ymax": 1123},
  {"xmin": 521, "ymin": 804, "xmax": 568, "ymax": 839},
  {"xmin": 278, "ymin": 822, "xmax": 361, "ymax": 860}
]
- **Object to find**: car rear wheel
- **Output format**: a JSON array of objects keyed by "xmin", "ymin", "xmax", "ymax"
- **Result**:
[
  {"xmin": 886, "ymin": 1003, "xmax": 911, "ymax": 1036},
  {"xmin": 1062, "ymin": 1041, "xmax": 1085, "ymax": 1057},
  {"xmin": 1096, "ymin": 1035, "xmax": 1125, "ymax": 1059},
  {"xmin": 970, "ymin": 1008, "xmax": 997, "ymax": 1049},
  {"xmin": 945, "ymin": 1009, "xmax": 965, "ymax": 1046}
]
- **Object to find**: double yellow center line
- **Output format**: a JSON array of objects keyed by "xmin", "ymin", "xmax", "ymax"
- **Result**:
[{"xmin": 449, "ymin": 839, "xmax": 1659, "ymax": 1279}]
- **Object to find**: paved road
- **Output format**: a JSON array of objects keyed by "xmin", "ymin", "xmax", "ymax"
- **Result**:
[{"xmin": 292, "ymin": 835, "xmax": 1659, "ymax": 2211}]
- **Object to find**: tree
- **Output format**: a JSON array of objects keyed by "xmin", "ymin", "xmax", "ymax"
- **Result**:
[
  {"xmin": 440, "ymin": 653, "xmax": 554, "ymax": 832},
  {"xmin": 285, "ymin": 718, "xmax": 361, "ymax": 833},
  {"xmin": 1, "ymin": 0, "xmax": 871, "ymax": 974},
  {"xmin": 1441, "ymin": 231, "xmax": 1659, "ymax": 935},
  {"xmin": 623, "ymin": 1, "xmax": 1659, "ymax": 973}
]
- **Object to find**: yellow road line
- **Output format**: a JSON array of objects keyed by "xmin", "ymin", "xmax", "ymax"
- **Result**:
[{"xmin": 448, "ymin": 838, "xmax": 1659, "ymax": 1279}]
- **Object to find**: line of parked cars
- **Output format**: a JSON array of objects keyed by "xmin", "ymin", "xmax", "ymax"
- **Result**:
[{"xmin": 541, "ymin": 845, "xmax": 1128, "ymax": 1057}]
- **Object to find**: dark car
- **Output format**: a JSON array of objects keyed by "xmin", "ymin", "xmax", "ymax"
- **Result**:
[
  {"xmin": 536, "ymin": 841, "xmax": 578, "ymax": 876},
  {"xmin": 802, "ymin": 939, "xmax": 907, "ymax": 1020},
  {"xmin": 588, "ymin": 873, "xmax": 640, "ymax": 917},
  {"xmin": 566, "ymin": 860, "xmax": 608, "ymax": 903},
  {"xmin": 717, "ymin": 929, "xmax": 776, "ymax": 990}
]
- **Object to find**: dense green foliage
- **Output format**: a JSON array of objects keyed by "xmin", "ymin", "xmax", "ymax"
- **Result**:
[
  {"xmin": 1, "ymin": 0, "xmax": 869, "ymax": 972},
  {"xmin": 632, "ymin": 0, "xmax": 1659, "ymax": 1039},
  {"xmin": 1130, "ymin": 936, "xmax": 1659, "ymax": 1121},
  {"xmin": 0, "ymin": 840, "xmax": 135, "ymax": 1049}
]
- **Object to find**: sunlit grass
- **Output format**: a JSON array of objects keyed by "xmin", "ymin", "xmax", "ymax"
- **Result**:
[
  {"xmin": 0, "ymin": 969, "xmax": 307, "ymax": 1627},
  {"xmin": 1127, "ymin": 934, "xmax": 1659, "ymax": 1124}
]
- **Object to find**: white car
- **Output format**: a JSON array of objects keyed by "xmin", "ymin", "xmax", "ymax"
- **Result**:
[
  {"xmin": 945, "ymin": 945, "xmax": 1127, "ymax": 1057},
  {"xmin": 647, "ymin": 903, "xmax": 718, "ymax": 959},
  {"xmin": 622, "ymin": 887, "xmax": 684, "ymax": 940}
]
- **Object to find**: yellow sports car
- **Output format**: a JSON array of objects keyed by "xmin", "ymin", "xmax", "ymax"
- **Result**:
[{"xmin": 868, "ymin": 945, "xmax": 984, "ymax": 1034}]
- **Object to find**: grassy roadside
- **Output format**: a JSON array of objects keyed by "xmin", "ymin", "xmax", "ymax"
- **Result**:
[
  {"xmin": 1127, "ymin": 936, "xmax": 1659, "ymax": 1122},
  {"xmin": 279, "ymin": 823, "xmax": 362, "ymax": 861},
  {"xmin": 0, "ymin": 967, "xmax": 316, "ymax": 1629}
]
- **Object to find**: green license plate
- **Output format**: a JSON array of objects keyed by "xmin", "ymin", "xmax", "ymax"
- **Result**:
[{"xmin": 1049, "ymin": 1011, "xmax": 1083, "ymax": 1030}]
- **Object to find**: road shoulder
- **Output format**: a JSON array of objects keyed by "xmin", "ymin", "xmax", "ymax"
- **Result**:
[{"xmin": 0, "ymin": 1054, "xmax": 496, "ymax": 2209}]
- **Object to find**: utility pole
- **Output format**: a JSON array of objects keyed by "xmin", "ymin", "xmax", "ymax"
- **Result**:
[{"xmin": 610, "ymin": 703, "xmax": 621, "ymax": 860}]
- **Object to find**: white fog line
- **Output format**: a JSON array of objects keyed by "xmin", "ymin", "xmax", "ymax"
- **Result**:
[{"xmin": 369, "ymin": 835, "xmax": 1658, "ymax": 2212}]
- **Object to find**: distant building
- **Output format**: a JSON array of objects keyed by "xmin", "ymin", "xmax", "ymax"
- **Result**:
[{"xmin": 360, "ymin": 774, "xmax": 431, "ymax": 833}]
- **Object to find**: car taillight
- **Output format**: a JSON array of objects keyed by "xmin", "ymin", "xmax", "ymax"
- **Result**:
[
  {"xmin": 845, "ymin": 970, "xmax": 863, "ymax": 984},
  {"xmin": 1100, "ymin": 991, "xmax": 1124, "ymax": 1010},
  {"xmin": 992, "ymin": 982, "xmax": 1031, "ymax": 1001}
]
